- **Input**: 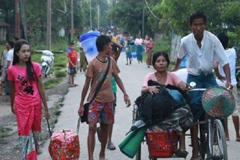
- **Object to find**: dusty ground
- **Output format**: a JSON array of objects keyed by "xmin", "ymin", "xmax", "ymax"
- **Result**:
[{"xmin": 0, "ymin": 77, "xmax": 69, "ymax": 160}]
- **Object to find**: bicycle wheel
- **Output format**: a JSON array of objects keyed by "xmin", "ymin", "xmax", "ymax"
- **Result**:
[
  {"xmin": 211, "ymin": 119, "xmax": 228, "ymax": 160},
  {"xmin": 135, "ymin": 145, "xmax": 141, "ymax": 160}
]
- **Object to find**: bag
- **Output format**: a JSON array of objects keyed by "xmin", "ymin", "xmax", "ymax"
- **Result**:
[
  {"xmin": 49, "ymin": 129, "xmax": 80, "ymax": 160},
  {"xmin": 135, "ymin": 80, "xmax": 182, "ymax": 123},
  {"xmin": 81, "ymin": 103, "xmax": 89, "ymax": 123}
]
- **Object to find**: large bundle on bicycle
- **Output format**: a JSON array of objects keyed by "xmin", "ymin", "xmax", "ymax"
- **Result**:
[
  {"xmin": 119, "ymin": 80, "xmax": 193, "ymax": 158},
  {"xmin": 133, "ymin": 80, "xmax": 193, "ymax": 130}
]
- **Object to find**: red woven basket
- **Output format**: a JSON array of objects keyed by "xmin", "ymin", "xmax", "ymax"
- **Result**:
[{"xmin": 146, "ymin": 130, "xmax": 178, "ymax": 158}]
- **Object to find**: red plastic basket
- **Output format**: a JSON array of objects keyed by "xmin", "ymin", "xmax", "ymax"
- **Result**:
[{"xmin": 146, "ymin": 130, "xmax": 178, "ymax": 158}]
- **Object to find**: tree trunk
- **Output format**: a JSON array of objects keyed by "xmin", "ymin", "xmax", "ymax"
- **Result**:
[
  {"xmin": 46, "ymin": 0, "xmax": 51, "ymax": 50},
  {"xmin": 19, "ymin": 0, "xmax": 28, "ymax": 40}
]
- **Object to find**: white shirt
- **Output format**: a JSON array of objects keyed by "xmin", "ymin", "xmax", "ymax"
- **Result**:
[
  {"xmin": 218, "ymin": 48, "xmax": 237, "ymax": 85},
  {"xmin": 134, "ymin": 38, "xmax": 143, "ymax": 45},
  {"xmin": 178, "ymin": 30, "xmax": 228, "ymax": 76},
  {"xmin": 1, "ymin": 50, "xmax": 8, "ymax": 68},
  {"xmin": 174, "ymin": 68, "xmax": 223, "ymax": 85},
  {"xmin": 6, "ymin": 49, "xmax": 14, "ymax": 66}
]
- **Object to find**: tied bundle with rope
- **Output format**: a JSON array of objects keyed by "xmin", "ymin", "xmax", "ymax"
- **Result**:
[{"xmin": 134, "ymin": 80, "xmax": 191, "ymax": 127}]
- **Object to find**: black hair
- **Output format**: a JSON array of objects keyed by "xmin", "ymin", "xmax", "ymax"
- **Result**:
[
  {"xmin": 217, "ymin": 32, "xmax": 228, "ymax": 49},
  {"xmin": 8, "ymin": 41, "xmax": 14, "ymax": 48},
  {"xmin": 13, "ymin": 39, "xmax": 35, "ymax": 83},
  {"xmin": 70, "ymin": 41, "xmax": 74, "ymax": 46},
  {"xmin": 190, "ymin": 10, "xmax": 207, "ymax": 25},
  {"xmin": 96, "ymin": 35, "xmax": 111, "ymax": 52},
  {"xmin": 13, "ymin": 36, "xmax": 20, "ymax": 41},
  {"xmin": 152, "ymin": 51, "xmax": 170, "ymax": 69},
  {"xmin": 111, "ymin": 44, "xmax": 118, "ymax": 52}
]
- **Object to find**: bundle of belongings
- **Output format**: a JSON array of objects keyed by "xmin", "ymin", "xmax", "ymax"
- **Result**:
[{"xmin": 119, "ymin": 80, "xmax": 193, "ymax": 158}]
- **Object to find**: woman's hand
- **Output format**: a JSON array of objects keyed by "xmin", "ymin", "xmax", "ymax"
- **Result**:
[
  {"xmin": 148, "ymin": 86, "xmax": 160, "ymax": 94},
  {"xmin": 45, "ymin": 110, "xmax": 50, "ymax": 120},
  {"xmin": 11, "ymin": 106, "xmax": 15, "ymax": 114}
]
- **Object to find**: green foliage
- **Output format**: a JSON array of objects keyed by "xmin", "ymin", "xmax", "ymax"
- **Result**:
[
  {"xmin": 31, "ymin": 53, "xmax": 42, "ymax": 63},
  {"xmin": 155, "ymin": 0, "xmax": 240, "ymax": 47},
  {"xmin": 54, "ymin": 63, "xmax": 67, "ymax": 68},
  {"xmin": 43, "ymin": 78, "xmax": 62, "ymax": 89},
  {"xmin": 109, "ymin": 0, "xmax": 160, "ymax": 37},
  {"xmin": 152, "ymin": 35, "xmax": 171, "ymax": 54},
  {"xmin": 55, "ymin": 71, "xmax": 67, "ymax": 78}
]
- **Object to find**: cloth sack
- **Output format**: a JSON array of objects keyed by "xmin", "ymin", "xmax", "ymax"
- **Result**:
[{"xmin": 49, "ymin": 130, "xmax": 80, "ymax": 160}]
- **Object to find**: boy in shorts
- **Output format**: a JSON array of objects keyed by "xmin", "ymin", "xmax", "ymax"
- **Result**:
[
  {"xmin": 67, "ymin": 41, "xmax": 78, "ymax": 87},
  {"xmin": 78, "ymin": 35, "xmax": 131, "ymax": 160}
]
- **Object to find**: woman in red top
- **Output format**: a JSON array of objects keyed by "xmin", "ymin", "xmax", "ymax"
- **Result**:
[{"xmin": 146, "ymin": 38, "xmax": 154, "ymax": 68}]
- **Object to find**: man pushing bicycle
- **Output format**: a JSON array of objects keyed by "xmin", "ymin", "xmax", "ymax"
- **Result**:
[{"xmin": 171, "ymin": 10, "xmax": 232, "ymax": 160}]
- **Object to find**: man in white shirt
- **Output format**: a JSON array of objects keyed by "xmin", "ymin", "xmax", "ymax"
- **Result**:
[
  {"xmin": 5, "ymin": 41, "xmax": 14, "ymax": 95},
  {"xmin": 134, "ymin": 35, "xmax": 143, "ymax": 63},
  {"xmin": 214, "ymin": 32, "xmax": 240, "ymax": 142},
  {"xmin": 172, "ymin": 11, "xmax": 232, "ymax": 160},
  {"xmin": 6, "ymin": 46, "xmax": 14, "ymax": 67}
]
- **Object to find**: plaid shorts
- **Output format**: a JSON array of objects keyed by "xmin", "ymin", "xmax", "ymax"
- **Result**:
[
  {"xmin": 68, "ymin": 66, "xmax": 76, "ymax": 75},
  {"xmin": 88, "ymin": 100, "xmax": 114, "ymax": 124}
]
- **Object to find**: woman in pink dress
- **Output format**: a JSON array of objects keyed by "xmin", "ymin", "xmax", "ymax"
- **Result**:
[
  {"xmin": 142, "ymin": 51, "xmax": 190, "ymax": 158},
  {"xmin": 8, "ymin": 39, "xmax": 50, "ymax": 160}
]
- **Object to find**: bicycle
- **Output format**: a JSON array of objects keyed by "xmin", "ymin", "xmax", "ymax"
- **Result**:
[
  {"xmin": 132, "ymin": 85, "xmax": 234, "ymax": 160},
  {"xmin": 189, "ymin": 86, "xmax": 233, "ymax": 160}
]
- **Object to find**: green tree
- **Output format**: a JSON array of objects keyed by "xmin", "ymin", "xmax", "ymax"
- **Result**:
[
  {"xmin": 0, "ymin": 0, "xmax": 16, "ymax": 39},
  {"xmin": 109, "ymin": 0, "xmax": 160, "ymax": 37}
]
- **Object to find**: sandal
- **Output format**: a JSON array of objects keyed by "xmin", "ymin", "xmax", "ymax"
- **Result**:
[
  {"xmin": 175, "ymin": 149, "xmax": 188, "ymax": 158},
  {"xmin": 107, "ymin": 142, "xmax": 116, "ymax": 150},
  {"xmin": 190, "ymin": 155, "xmax": 203, "ymax": 160},
  {"xmin": 97, "ymin": 127, "xmax": 101, "ymax": 142}
]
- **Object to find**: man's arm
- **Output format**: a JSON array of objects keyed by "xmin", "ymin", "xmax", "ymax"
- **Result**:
[
  {"xmin": 112, "ymin": 41, "xmax": 123, "ymax": 61},
  {"xmin": 68, "ymin": 57, "xmax": 76, "ymax": 67},
  {"xmin": 214, "ymin": 61, "xmax": 225, "ymax": 81},
  {"xmin": 9, "ymin": 81, "xmax": 15, "ymax": 114},
  {"xmin": 222, "ymin": 63, "xmax": 232, "ymax": 88},
  {"xmin": 113, "ymin": 73, "xmax": 131, "ymax": 107},
  {"xmin": 171, "ymin": 58, "xmax": 182, "ymax": 72}
]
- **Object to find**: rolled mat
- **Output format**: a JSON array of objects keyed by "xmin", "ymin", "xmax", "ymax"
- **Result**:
[{"xmin": 118, "ymin": 126, "xmax": 147, "ymax": 159}]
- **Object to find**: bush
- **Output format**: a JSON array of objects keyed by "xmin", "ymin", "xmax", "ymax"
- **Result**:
[
  {"xmin": 54, "ymin": 63, "xmax": 67, "ymax": 68},
  {"xmin": 31, "ymin": 53, "xmax": 42, "ymax": 63},
  {"xmin": 43, "ymin": 78, "xmax": 62, "ymax": 89},
  {"xmin": 55, "ymin": 71, "xmax": 67, "ymax": 78}
]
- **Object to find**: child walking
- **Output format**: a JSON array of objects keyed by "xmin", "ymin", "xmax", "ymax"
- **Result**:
[
  {"xmin": 68, "ymin": 41, "xmax": 78, "ymax": 87},
  {"xmin": 125, "ymin": 40, "xmax": 132, "ymax": 65},
  {"xmin": 8, "ymin": 39, "xmax": 50, "ymax": 160},
  {"xmin": 78, "ymin": 35, "xmax": 131, "ymax": 160}
]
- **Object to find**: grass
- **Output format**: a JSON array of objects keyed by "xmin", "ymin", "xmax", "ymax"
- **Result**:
[
  {"xmin": 152, "ymin": 35, "xmax": 171, "ymax": 54},
  {"xmin": 43, "ymin": 78, "xmax": 63, "ymax": 89},
  {"xmin": 0, "ymin": 132, "xmax": 9, "ymax": 138},
  {"xmin": 55, "ymin": 71, "xmax": 67, "ymax": 78},
  {"xmin": 30, "ymin": 39, "xmax": 69, "ymax": 88}
]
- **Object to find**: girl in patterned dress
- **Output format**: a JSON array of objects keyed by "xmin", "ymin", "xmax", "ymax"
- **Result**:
[{"xmin": 8, "ymin": 39, "xmax": 50, "ymax": 160}]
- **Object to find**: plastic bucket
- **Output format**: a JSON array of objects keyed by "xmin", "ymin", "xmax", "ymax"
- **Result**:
[
  {"xmin": 132, "ymin": 52, "xmax": 137, "ymax": 58},
  {"xmin": 80, "ymin": 31, "xmax": 100, "ymax": 42},
  {"xmin": 81, "ymin": 37, "xmax": 98, "ymax": 63}
]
